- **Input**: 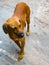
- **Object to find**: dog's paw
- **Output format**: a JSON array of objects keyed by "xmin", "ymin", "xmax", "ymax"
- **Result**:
[
  {"xmin": 18, "ymin": 52, "xmax": 24, "ymax": 61},
  {"xmin": 26, "ymin": 32, "xmax": 30, "ymax": 36}
]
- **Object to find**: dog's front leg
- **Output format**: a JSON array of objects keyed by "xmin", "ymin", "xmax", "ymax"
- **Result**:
[
  {"xmin": 15, "ymin": 40, "xmax": 21, "ymax": 49},
  {"xmin": 18, "ymin": 37, "xmax": 25, "ymax": 60},
  {"xmin": 26, "ymin": 23, "xmax": 30, "ymax": 36},
  {"xmin": 26, "ymin": 16, "xmax": 30, "ymax": 36}
]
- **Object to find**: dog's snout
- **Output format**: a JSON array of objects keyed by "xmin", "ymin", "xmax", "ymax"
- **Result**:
[
  {"xmin": 2, "ymin": 24, "xmax": 8, "ymax": 34},
  {"xmin": 15, "ymin": 32, "xmax": 24, "ymax": 38},
  {"xmin": 19, "ymin": 33, "xmax": 24, "ymax": 38}
]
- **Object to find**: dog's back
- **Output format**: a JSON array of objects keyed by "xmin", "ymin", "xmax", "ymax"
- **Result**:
[{"xmin": 13, "ymin": 2, "xmax": 30, "ymax": 21}]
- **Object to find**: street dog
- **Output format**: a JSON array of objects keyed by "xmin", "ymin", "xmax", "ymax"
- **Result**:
[{"xmin": 2, "ymin": 2, "xmax": 30, "ymax": 60}]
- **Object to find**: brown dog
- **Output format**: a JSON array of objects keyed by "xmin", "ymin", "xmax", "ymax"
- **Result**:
[{"xmin": 2, "ymin": 2, "xmax": 30, "ymax": 60}]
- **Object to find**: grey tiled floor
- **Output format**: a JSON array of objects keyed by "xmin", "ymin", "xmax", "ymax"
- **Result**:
[{"xmin": 0, "ymin": 0, "xmax": 49, "ymax": 65}]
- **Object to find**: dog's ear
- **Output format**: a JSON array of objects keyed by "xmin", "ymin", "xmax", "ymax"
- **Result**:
[{"xmin": 2, "ymin": 24, "xmax": 8, "ymax": 34}]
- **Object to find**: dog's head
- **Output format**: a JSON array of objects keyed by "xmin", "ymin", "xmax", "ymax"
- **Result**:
[{"xmin": 2, "ymin": 16, "xmax": 24, "ymax": 38}]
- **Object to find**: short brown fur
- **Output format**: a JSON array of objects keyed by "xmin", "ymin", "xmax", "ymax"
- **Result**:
[{"xmin": 3, "ymin": 2, "xmax": 30, "ymax": 60}]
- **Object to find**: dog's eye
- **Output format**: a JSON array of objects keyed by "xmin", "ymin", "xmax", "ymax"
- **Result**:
[
  {"xmin": 14, "ymin": 27, "xmax": 17, "ymax": 29},
  {"xmin": 19, "ymin": 20, "xmax": 21, "ymax": 23},
  {"xmin": 19, "ymin": 25, "xmax": 21, "ymax": 28}
]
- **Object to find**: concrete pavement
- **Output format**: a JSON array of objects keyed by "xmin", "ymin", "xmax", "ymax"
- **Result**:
[{"xmin": 0, "ymin": 0, "xmax": 49, "ymax": 65}]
